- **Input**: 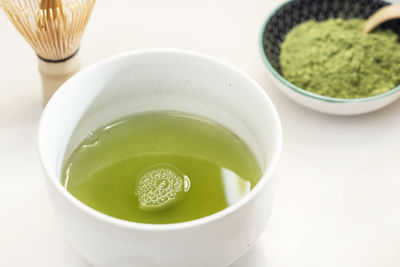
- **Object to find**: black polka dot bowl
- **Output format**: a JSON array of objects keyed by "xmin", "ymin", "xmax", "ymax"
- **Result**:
[{"xmin": 260, "ymin": 0, "xmax": 400, "ymax": 115}]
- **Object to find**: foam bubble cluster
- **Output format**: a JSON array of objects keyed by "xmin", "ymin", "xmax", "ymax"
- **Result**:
[{"xmin": 135, "ymin": 164, "xmax": 190, "ymax": 211}]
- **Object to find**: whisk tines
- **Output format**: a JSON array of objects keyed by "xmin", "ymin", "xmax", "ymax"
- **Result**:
[{"xmin": 0, "ymin": 0, "xmax": 95, "ymax": 61}]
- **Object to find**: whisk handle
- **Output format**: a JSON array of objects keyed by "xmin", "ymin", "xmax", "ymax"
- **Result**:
[{"xmin": 38, "ymin": 54, "xmax": 81, "ymax": 106}]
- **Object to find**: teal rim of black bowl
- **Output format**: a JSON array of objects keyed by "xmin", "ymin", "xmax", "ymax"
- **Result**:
[{"xmin": 259, "ymin": 0, "xmax": 400, "ymax": 104}]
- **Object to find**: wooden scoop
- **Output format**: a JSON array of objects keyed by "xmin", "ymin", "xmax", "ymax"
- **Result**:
[{"xmin": 363, "ymin": 4, "xmax": 400, "ymax": 34}]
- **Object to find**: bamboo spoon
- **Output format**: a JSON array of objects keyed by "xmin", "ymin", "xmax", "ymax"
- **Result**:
[{"xmin": 363, "ymin": 4, "xmax": 400, "ymax": 34}]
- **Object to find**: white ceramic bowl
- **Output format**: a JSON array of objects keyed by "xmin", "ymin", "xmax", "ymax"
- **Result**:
[
  {"xmin": 38, "ymin": 49, "xmax": 282, "ymax": 267},
  {"xmin": 259, "ymin": 1, "xmax": 400, "ymax": 116}
]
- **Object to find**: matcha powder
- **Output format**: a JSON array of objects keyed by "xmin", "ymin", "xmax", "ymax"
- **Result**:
[{"xmin": 280, "ymin": 19, "xmax": 400, "ymax": 99}]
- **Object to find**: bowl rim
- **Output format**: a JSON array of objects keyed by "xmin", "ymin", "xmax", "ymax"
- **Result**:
[
  {"xmin": 38, "ymin": 48, "xmax": 283, "ymax": 232},
  {"xmin": 259, "ymin": 0, "xmax": 400, "ymax": 104}
]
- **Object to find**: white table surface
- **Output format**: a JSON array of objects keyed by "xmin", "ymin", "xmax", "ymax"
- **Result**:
[{"xmin": 1, "ymin": 0, "xmax": 400, "ymax": 266}]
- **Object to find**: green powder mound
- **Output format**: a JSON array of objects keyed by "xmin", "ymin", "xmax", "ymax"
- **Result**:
[{"xmin": 280, "ymin": 19, "xmax": 400, "ymax": 99}]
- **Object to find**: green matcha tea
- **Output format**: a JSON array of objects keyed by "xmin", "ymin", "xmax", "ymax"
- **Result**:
[{"xmin": 62, "ymin": 112, "xmax": 262, "ymax": 224}]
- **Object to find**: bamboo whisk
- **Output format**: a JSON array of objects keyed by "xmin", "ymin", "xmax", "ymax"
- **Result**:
[{"xmin": 0, "ymin": 0, "xmax": 95, "ymax": 105}]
